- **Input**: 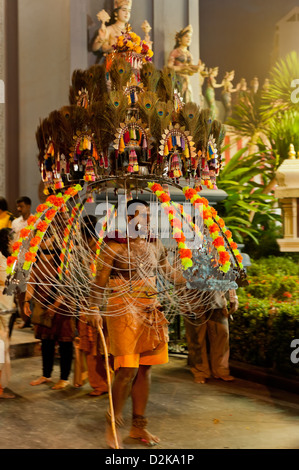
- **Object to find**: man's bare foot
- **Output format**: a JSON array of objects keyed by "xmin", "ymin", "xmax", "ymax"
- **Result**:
[
  {"xmin": 129, "ymin": 427, "xmax": 160, "ymax": 446},
  {"xmin": 18, "ymin": 322, "xmax": 31, "ymax": 329},
  {"xmin": 105, "ymin": 412, "xmax": 124, "ymax": 449},
  {"xmin": 105, "ymin": 422, "xmax": 123, "ymax": 449},
  {"xmin": 30, "ymin": 376, "xmax": 52, "ymax": 386},
  {"xmin": 0, "ymin": 391, "xmax": 15, "ymax": 399},
  {"xmin": 89, "ymin": 389, "xmax": 108, "ymax": 396},
  {"xmin": 214, "ymin": 375, "xmax": 235, "ymax": 382},
  {"xmin": 194, "ymin": 376, "xmax": 206, "ymax": 384},
  {"xmin": 52, "ymin": 380, "xmax": 69, "ymax": 390}
]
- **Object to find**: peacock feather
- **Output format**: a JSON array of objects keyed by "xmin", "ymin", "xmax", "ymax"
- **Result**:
[
  {"xmin": 109, "ymin": 57, "xmax": 133, "ymax": 91},
  {"xmin": 157, "ymin": 67, "xmax": 177, "ymax": 102},
  {"xmin": 140, "ymin": 62, "xmax": 160, "ymax": 92},
  {"xmin": 178, "ymin": 102, "xmax": 201, "ymax": 144},
  {"xmin": 138, "ymin": 91, "xmax": 159, "ymax": 125}
]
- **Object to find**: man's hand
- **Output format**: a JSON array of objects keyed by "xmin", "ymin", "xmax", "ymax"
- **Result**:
[
  {"xmin": 88, "ymin": 309, "xmax": 103, "ymax": 329},
  {"xmin": 229, "ymin": 301, "xmax": 239, "ymax": 316},
  {"xmin": 24, "ymin": 302, "xmax": 32, "ymax": 318}
]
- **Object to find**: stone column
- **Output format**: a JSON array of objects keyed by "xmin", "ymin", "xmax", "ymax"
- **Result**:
[
  {"xmin": 5, "ymin": 0, "xmax": 20, "ymax": 210},
  {"xmin": 281, "ymin": 199, "xmax": 294, "ymax": 238},
  {"xmin": 0, "ymin": 0, "xmax": 5, "ymax": 196}
]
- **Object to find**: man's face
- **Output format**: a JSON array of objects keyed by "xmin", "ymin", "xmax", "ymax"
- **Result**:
[
  {"xmin": 17, "ymin": 202, "xmax": 31, "ymax": 218},
  {"xmin": 128, "ymin": 204, "xmax": 150, "ymax": 237}
]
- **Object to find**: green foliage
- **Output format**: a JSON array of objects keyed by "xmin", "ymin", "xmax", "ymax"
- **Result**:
[
  {"xmin": 216, "ymin": 148, "xmax": 281, "ymax": 246},
  {"xmin": 247, "ymin": 255, "xmax": 299, "ymax": 277},
  {"xmin": 228, "ymin": 90, "xmax": 267, "ymax": 140},
  {"xmin": 267, "ymin": 109, "xmax": 299, "ymax": 168},
  {"xmin": 230, "ymin": 298, "xmax": 299, "ymax": 375},
  {"xmin": 261, "ymin": 51, "xmax": 299, "ymax": 120},
  {"xmin": 221, "ymin": 54, "xmax": 299, "ymax": 250},
  {"xmin": 230, "ymin": 257, "xmax": 299, "ymax": 375},
  {"xmin": 244, "ymin": 221, "xmax": 282, "ymax": 259},
  {"xmin": 244, "ymin": 256, "xmax": 299, "ymax": 299}
]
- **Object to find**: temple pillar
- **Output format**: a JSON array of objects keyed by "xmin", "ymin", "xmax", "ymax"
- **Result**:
[
  {"xmin": 0, "ymin": 0, "xmax": 5, "ymax": 197},
  {"xmin": 275, "ymin": 144, "xmax": 299, "ymax": 252}
]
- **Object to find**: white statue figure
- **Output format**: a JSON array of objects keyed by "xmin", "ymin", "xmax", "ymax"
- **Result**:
[
  {"xmin": 141, "ymin": 20, "xmax": 153, "ymax": 50},
  {"xmin": 250, "ymin": 76, "xmax": 259, "ymax": 94},
  {"xmin": 167, "ymin": 25, "xmax": 201, "ymax": 103},
  {"xmin": 92, "ymin": 0, "xmax": 132, "ymax": 55},
  {"xmin": 205, "ymin": 67, "xmax": 224, "ymax": 120},
  {"xmin": 221, "ymin": 70, "xmax": 237, "ymax": 121},
  {"xmin": 198, "ymin": 60, "xmax": 208, "ymax": 108}
]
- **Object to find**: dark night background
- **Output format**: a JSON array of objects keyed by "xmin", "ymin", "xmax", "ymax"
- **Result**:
[{"xmin": 199, "ymin": 0, "xmax": 299, "ymax": 96}]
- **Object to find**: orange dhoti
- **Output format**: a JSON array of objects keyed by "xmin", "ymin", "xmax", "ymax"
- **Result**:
[
  {"xmin": 77, "ymin": 315, "xmax": 112, "ymax": 392},
  {"xmin": 106, "ymin": 278, "xmax": 169, "ymax": 370}
]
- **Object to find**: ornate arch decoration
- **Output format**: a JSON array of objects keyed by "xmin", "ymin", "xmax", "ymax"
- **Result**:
[{"xmin": 158, "ymin": 124, "xmax": 198, "ymax": 178}]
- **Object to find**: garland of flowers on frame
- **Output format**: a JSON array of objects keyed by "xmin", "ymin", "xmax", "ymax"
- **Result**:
[
  {"xmin": 171, "ymin": 202, "xmax": 204, "ymax": 244},
  {"xmin": 6, "ymin": 185, "xmax": 83, "ymax": 276},
  {"xmin": 148, "ymin": 182, "xmax": 193, "ymax": 270},
  {"xmin": 91, "ymin": 205, "xmax": 117, "ymax": 278},
  {"xmin": 182, "ymin": 186, "xmax": 243, "ymax": 273},
  {"xmin": 58, "ymin": 201, "xmax": 85, "ymax": 279}
]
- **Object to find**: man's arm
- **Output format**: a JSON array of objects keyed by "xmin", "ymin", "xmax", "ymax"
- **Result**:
[
  {"xmin": 157, "ymin": 242, "xmax": 186, "ymax": 286},
  {"xmin": 23, "ymin": 270, "xmax": 36, "ymax": 317},
  {"xmin": 87, "ymin": 241, "xmax": 119, "ymax": 327},
  {"xmin": 227, "ymin": 289, "xmax": 239, "ymax": 315}
]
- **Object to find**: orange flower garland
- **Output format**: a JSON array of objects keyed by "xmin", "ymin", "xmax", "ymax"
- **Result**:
[
  {"xmin": 7, "ymin": 184, "xmax": 83, "ymax": 275},
  {"xmin": 91, "ymin": 206, "xmax": 116, "ymax": 278},
  {"xmin": 148, "ymin": 182, "xmax": 193, "ymax": 270},
  {"xmin": 183, "ymin": 186, "xmax": 243, "ymax": 273},
  {"xmin": 58, "ymin": 202, "xmax": 84, "ymax": 279}
]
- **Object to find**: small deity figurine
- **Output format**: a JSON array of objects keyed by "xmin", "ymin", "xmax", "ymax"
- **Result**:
[
  {"xmin": 250, "ymin": 76, "xmax": 259, "ymax": 94},
  {"xmin": 92, "ymin": 0, "xmax": 132, "ymax": 55},
  {"xmin": 205, "ymin": 67, "xmax": 223, "ymax": 120},
  {"xmin": 262, "ymin": 78, "xmax": 270, "ymax": 93},
  {"xmin": 236, "ymin": 77, "xmax": 247, "ymax": 98},
  {"xmin": 221, "ymin": 70, "xmax": 237, "ymax": 121},
  {"xmin": 167, "ymin": 25, "xmax": 200, "ymax": 103},
  {"xmin": 141, "ymin": 20, "xmax": 153, "ymax": 50},
  {"xmin": 198, "ymin": 60, "xmax": 208, "ymax": 108}
]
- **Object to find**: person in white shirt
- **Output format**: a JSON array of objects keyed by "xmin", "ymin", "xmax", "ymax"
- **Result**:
[
  {"xmin": 11, "ymin": 196, "xmax": 32, "ymax": 241},
  {"xmin": 0, "ymin": 228, "xmax": 16, "ymax": 398},
  {"xmin": 184, "ymin": 290, "xmax": 239, "ymax": 384},
  {"xmin": 11, "ymin": 196, "xmax": 33, "ymax": 328}
]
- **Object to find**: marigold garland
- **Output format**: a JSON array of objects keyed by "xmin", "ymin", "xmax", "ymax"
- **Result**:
[
  {"xmin": 115, "ymin": 30, "xmax": 154, "ymax": 61},
  {"xmin": 7, "ymin": 184, "xmax": 83, "ymax": 275},
  {"xmin": 58, "ymin": 201, "xmax": 84, "ymax": 279},
  {"xmin": 91, "ymin": 205, "xmax": 116, "ymax": 277},
  {"xmin": 148, "ymin": 182, "xmax": 193, "ymax": 271},
  {"xmin": 183, "ymin": 186, "xmax": 243, "ymax": 273}
]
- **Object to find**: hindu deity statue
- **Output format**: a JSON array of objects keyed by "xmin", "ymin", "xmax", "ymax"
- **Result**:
[
  {"xmin": 221, "ymin": 70, "xmax": 237, "ymax": 121},
  {"xmin": 205, "ymin": 67, "xmax": 224, "ymax": 120},
  {"xmin": 250, "ymin": 76, "xmax": 259, "ymax": 94},
  {"xmin": 92, "ymin": 0, "xmax": 132, "ymax": 55},
  {"xmin": 167, "ymin": 25, "xmax": 200, "ymax": 103},
  {"xmin": 198, "ymin": 60, "xmax": 208, "ymax": 109},
  {"xmin": 141, "ymin": 20, "xmax": 153, "ymax": 50}
]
